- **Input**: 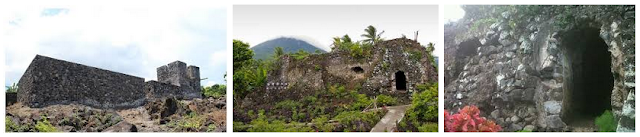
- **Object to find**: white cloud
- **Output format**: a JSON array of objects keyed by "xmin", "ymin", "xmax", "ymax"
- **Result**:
[{"xmin": 2, "ymin": 7, "xmax": 227, "ymax": 87}]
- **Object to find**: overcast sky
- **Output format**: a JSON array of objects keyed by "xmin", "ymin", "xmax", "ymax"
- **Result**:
[
  {"xmin": 234, "ymin": 5, "xmax": 440, "ymax": 57},
  {"xmin": 444, "ymin": 5, "xmax": 465, "ymax": 23},
  {"xmin": 2, "ymin": 7, "xmax": 227, "ymax": 87}
]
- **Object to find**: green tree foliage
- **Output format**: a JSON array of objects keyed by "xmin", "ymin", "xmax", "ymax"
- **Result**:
[
  {"xmin": 203, "ymin": 84, "xmax": 226, "ymax": 98},
  {"xmin": 595, "ymin": 110, "xmax": 617, "ymax": 132},
  {"xmin": 233, "ymin": 40, "xmax": 253, "ymax": 72},
  {"xmin": 6, "ymin": 83, "xmax": 18, "ymax": 93},
  {"xmin": 273, "ymin": 46, "xmax": 285, "ymax": 59},
  {"xmin": 291, "ymin": 49, "xmax": 310, "ymax": 60},
  {"xmin": 361, "ymin": 25, "xmax": 385, "ymax": 46},
  {"xmin": 233, "ymin": 40, "xmax": 269, "ymax": 103}
]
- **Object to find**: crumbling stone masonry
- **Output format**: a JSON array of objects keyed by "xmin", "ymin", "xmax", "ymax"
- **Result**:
[
  {"xmin": 145, "ymin": 61, "xmax": 202, "ymax": 99},
  {"xmin": 16, "ymin": 55, "xmax": 202, "ymax": 109},
  {"xmin": 243, "ymin": 38, "xmax": 437, "ymax": 107}
]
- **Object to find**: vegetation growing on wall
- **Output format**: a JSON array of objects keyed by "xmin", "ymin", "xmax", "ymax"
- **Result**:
[{"xmin": 595, "ymin": 110, "xmax": 617, "ymax": 132}]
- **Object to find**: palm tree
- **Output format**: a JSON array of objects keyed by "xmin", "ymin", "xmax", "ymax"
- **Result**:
[
  {"xmin": 272, "ymin": 46, "xmax": 284, "ymax": 59},
  {"xmin": 361, "ymin": 25, "xmax": 385, "ymax": 45}
]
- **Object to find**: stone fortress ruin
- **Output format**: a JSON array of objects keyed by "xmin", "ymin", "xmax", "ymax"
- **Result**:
[
  {"xmin": 444, "ymin": 6, "xmax": 634, "ymax": 132},
  {"xmin": 15, "ymin": 54, "xmax": 202, "ymax": 109},
  {"xmin": 244, "ymin": 38, "xmax": 438, "ymax": 106}
]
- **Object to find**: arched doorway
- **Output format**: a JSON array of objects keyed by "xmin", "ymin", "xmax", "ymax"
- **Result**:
[
  {"xmin": 561, "ymin": 26, "xmax": 614, "ymax": 127},
  {"xmin": 395, "ymin": 71, "xmax": 407, "ymax": 91}
]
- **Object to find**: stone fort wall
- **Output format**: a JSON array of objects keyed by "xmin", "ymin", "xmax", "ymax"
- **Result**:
[{"xmin": 16, "ymin": 55, "xmax": 201, "ymax": 109}]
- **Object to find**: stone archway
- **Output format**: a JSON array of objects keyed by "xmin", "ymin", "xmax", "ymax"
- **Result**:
[
  {"xmin": 395, "ymin": 71, "xmax": 407, "ymax": 91},
  {"xmin": 560, "ymin": 26, "xmax": 614, "ymax": 127}
]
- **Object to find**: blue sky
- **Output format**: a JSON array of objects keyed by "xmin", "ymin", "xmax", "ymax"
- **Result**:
[{"xmin": 3, "ymin": 7, "xmax": 227, "ymax": 87}]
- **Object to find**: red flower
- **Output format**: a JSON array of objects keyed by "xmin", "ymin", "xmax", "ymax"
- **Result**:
[{"xmin": 444, "ymin": 105, "xmax": 501, "ymax": 132}]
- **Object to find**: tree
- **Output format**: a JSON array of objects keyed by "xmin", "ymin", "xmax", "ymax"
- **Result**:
[
  {"xmin": 426, "ymin": 42, "xmax": 435, "ymax": 55},
  {"xmin": 6, "ymin": 83, "xmax": 18, "ymax": 93},
  {"xmin": 361, "ymin": 25, "xmax": 385, "ymax": 45},
  {"xmin": 272, "ymin": 47, "xmax": 284, "ymax": 59},
  {"xmin": 233, "ymin": 40, "xmax": 254, "ymax": 72}
]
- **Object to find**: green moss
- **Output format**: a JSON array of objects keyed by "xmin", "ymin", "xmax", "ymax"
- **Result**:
[{"xmin": 595, "ymin": 110, "xmax": 617, "ymax": 132}]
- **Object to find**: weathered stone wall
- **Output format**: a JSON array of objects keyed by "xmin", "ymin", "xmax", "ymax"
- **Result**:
[
  {"xmin": 147, "ymin": 61, "xmax": 202, "ymax": 99},
  {"xmin": 17, "ymin": 55, "xmax": 146, "ymax": 109},
  {"xmin": 444, "ymin": 5, "xmax": 634, "ymax": 132},
  {"xmin": 247, "ymin": 38, "xmax": 437, "ymax": 106}
]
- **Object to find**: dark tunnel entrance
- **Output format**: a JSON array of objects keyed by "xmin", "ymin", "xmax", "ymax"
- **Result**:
[
  {"xmin": 561, "ymin": 27, "xmax": 614, "ymax": 128},
  {"xmin": 395, "ymin": 71, "xmax": 407, "ymax": 91}
]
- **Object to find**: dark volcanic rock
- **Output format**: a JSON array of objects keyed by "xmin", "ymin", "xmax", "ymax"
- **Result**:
[{"xmin": 17, "ymin": 55, "xmax": 146, "ymax": 109}]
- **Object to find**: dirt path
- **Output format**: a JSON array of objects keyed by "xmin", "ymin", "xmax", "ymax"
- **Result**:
[{"xmin": 370, "ymin": 105, "xmax": 410, "ymax": 132}]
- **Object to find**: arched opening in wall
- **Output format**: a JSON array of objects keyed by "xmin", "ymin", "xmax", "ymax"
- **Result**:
[
  {"xmin": 560, "ymin": 26, "xmax": 614, "ymax": 128},
  {"xmin": 395, "ymin": 71, "xmax": 407, "ymax": 91},
  {"xmin": 448, "ymin": 38, "xmax": 481, "ymax": 86},
  {"xmin": 351, "ymin": 66, "xmax": 364, "ymax": 73}
]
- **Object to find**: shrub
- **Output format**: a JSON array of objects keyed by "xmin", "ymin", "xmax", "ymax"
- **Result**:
[
  {"xmin": 6, "ymin": 116, "xmax": 28, "ymax": 132},
  {"xmin": 349, "ymin": 93, "xmax": 372, "ymax": 111},
  {"xmin": 444, "ymin": 105, "xmax": 501, "ymax": 132},
  {"xmin": 595, "ymin": 110, "xmax": 617, "ymax": 132},
  {"xmin": 302, "ymin": 96, "xmax": 318, "ymax": 105},
  {"xmin": 376, "ymin": 95, "xmax": 397, "ymax": 106},
  {"xmin": 417, "ymin": 122, "xmax": 438, "ymax": 132},
  {"xmin": 334, "ymin": 110, "xmax": 381, "ymax": 131},
  {"xmin": 291, "ymin": 49, "xmax": 310, "ymax": 60},
  {"xmin": 406, "ymin": 83, "xmax": 438, "ymax": 123},
  {"xmin": 35, "ymin": 116, "xmax": 57, "ymax": 132},
  {"xmin": 203, "ymin": 84, "xmax": 226, "ymax": 98},
  {"xmin": 247, "ymin": 111, "xmax": 313, "ymax": 132},
  {"xmin": 172, "ymin": 112, "xmax": 206, "ymax": 131},
  {"xmin": 327, "ymin": 84, "xmax": 348, "ymax": 98},
  {"xmin": 312, "ymin": 115, "xmax": 334, "ymax": 132},
  {"xmin": 275, "ymin": 100, "xmax": 302, "ymax": 110},
  {"xmin": 408, "ymin": 50, "xmax": 423, "ymax": 62}
]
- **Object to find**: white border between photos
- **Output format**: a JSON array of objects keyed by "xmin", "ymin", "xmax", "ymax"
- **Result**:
[{"xmin": 0, "ymin": 0, "xmax": 638, "ymax": 137}]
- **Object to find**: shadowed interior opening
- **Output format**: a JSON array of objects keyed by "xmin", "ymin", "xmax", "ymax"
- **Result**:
[
  {"xmin": 351, "ymin": 66, "xmax": 364, "ymax": 73},
  {"xmin": 561, "ymin": 27, "xmax": 613, "ymax": 128},
  {"xmin": 395, "ymin": 71, "xmax": 407, "ymax": 91},
  {"xmin": 449, "ymin": 39, "xmax": 481, "ymax": 86}
]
